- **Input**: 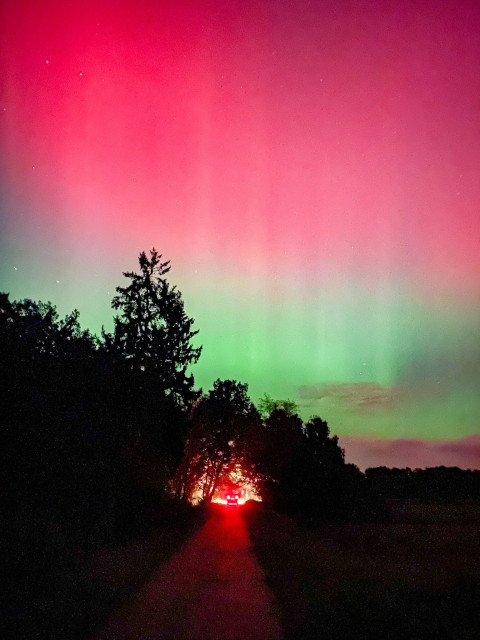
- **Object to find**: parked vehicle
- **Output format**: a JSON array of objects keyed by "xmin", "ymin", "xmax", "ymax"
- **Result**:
[{"xmin": 226, "ymin": 491, "xmax": 239, "ymax": 505}]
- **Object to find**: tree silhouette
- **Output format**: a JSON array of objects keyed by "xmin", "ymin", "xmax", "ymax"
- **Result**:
[
  {"xmin": 249, "ymin": 400, "xmax": 362, "ymax": 519},
  {"xmin": 304, "ymin": 416, "xmax": 345, "ymax": 469},
  {"xmin": 109, "ymin": 248, "xmax": 202, "ymax": 406},
  {"xmin": 175, "ymin": 379, "xmax": 261, "ymax": 502},
  {"xmin": 256, "ymin": 407, "xmax": 306, "ymax": 506},
  {"xmin": 257, "ymin": 392, "xmax": 298, "ymax": 418}
]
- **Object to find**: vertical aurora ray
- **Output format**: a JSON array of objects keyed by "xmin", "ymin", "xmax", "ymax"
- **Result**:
[{"xmin": 1, "ymin": 0, "xmax": 480, "ymax": 467}]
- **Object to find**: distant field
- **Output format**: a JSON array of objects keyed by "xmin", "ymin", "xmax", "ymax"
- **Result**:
[
  {"xmin": 382, "ymin": 498, "xmax": 480, "ymax": 524},
  {"xmin": 245, "ymin": 504, "xmax": 480, "ymax": 640}
]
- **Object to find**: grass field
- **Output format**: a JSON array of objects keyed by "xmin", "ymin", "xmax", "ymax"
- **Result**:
[{"xmin": 245, "ymin": 505, "xmax": 480, "ymax": 640}]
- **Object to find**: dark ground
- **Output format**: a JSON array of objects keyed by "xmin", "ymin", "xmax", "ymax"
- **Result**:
[
  {"xmin": 5, "ymin": 500, "xmax": 480, "ymax": 639},
  {"xmin": 3, "ymin": 500, "xmax": 202, "ymax": 640},
  {"xmin": 244, "ymin": 502, "xmax": 480, "ymax": 640}
]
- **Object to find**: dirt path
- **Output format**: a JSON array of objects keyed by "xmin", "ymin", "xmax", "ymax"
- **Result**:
[{"xmin": 91, "ymin": 505, "xmax": 283, "ymax": 640}]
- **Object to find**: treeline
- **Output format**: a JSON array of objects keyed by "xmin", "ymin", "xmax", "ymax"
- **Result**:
[
  {"xmin": 1, "ymin": 250, "xmax": 201, "ymax": 549},
  {"xmin": 0, "ymin": 249, "xmax": 363, "ymax": 539},
  {"xmin": 174, "ymin": 382, "xmax": 365, "ymax": 522},
  {"xmin": 365, "ymin": 466, "xmax": 480, "ymax": 503}
]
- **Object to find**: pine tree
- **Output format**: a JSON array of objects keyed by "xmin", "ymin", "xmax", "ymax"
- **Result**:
[{"xmin": 110, "ymin": 248, "xmax": 202, "ymax": 406}]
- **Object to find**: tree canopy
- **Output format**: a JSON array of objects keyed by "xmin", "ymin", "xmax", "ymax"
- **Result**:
[
  {"xmin": 175, "ymin": 379, "xmax": 262, "ymax": 503},
  {"xmin": 109, "ymin": 248, "xmax": 202, "ymax": 406}
]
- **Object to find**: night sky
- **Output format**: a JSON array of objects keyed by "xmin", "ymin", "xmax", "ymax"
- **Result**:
[{"xmin": 1, "ymin": 0, "xmax": 479, "ymax": 469}]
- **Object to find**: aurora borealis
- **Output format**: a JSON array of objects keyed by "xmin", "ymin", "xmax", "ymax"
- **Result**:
[{"xmin": 1, "ymin": 0, "xmax": 479, "ymax": 469}]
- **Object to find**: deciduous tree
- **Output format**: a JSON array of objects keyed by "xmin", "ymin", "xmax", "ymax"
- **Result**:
[{"xmin": 176, "ymin": 379, "xmax": 261, "ymax": 502}]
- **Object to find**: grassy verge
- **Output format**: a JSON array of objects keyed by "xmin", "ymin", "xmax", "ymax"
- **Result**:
[
  {"xmin": 4, "ymin": 499, "xmax": 204, "ymax": 640},
  {"xmin": 245, "ymin": 505, "xmax": 480, "ymax": 640}
]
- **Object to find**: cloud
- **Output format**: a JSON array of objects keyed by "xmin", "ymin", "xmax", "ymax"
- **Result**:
[
  {"xmin": 298, "ymin": 382, "xmax": 400, "ymax": 412},
  {"xmin": 339, "ymin": 435, "xmax": 480, "ymax": 471}
]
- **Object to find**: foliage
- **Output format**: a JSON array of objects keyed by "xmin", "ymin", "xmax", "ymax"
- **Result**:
[
  {"xmin": 1, "ymin": 247, "xmax": 204, "ymax": 554},
  {"xmin": 176, "ymin": 382, "xmax": 359, "ymax": 520},
  {"xmin": 109, "ymin": 248, "xmax": 202, "ymax": 407},
  {"xmin": 254, "ymin": 408, "xmax": 358, "ymax": 519},
  {"xmin": 257, "ymin": 392, "xmax": 298, "ymax": 418},
  {"xmin": 0, "ymin": 293, "xmax": 96, "ymax": 365},
  {"xmin": 365, "ymin": 466, "xmax": 480, "ymax": 504},
  {"xmin": 175, "ymin": 379, "xmax": 262, "ymax": 502}
]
